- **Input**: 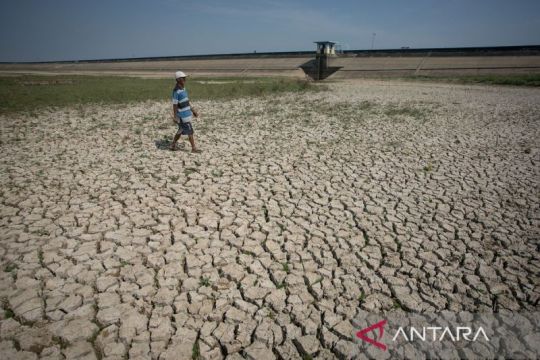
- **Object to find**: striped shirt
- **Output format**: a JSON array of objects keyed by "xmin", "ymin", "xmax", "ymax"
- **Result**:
[{"xmin": 172, "ymin": 87, "xmax": 193, "ymax": 122}]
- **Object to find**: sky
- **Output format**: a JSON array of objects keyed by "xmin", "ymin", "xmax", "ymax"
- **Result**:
[{"xmin": 1, "ymin": 0, "xmax": 539, "ymax": 62}]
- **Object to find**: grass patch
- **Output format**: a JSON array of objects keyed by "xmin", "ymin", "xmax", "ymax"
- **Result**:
[
  {"xmin": 4, "ymin": 308, "xmax": 14, "ymax": 319},
  {"xmin": 211, "ymin": 169, "xmax": 223, "ymax": 177},
  {"xmin": 403, "ymin": 74, "xmax": 540, "ymax": 87},
  {"xmin": 199, "ymin": 276, "xmax": 211, "ymax": 287},
  {"xmin": 0, "ymin": 75, "xmax": 322, "ymax": 114},
  {"xmin": 52, "ymin": 336, "xmax": 70, "ymax": 350},
  {"xmin": 282, "ymin": 262, "xmax": 290, "ymax": 274},
  {"xmin": 89, "ymin": 327, "xmax": 101, "ymax": 347},
  {"xmin": 4, "ymin": 263, "xmax": 18, "ymax": 273},
  {"xmin": 385, "ymin": 105, "xmax": 429, "ymax": 120},
  {"xmin": 423, "ymin": 163, "xmax": 433, "ymax": 172},
  {"xmin": 192, "ymin": 339, "xmax": 200, "ymax": 360},
  {"xmin": 392, "ymin": 299, "xmax": 403, "ymax": 310},
  {"xmin": 241, "ymin": 249, "xmax": 256, "ymax": 257},
  {"xmin": 358, "ymin": 291, "xmax": 365, "ymax": 303},
  {"xmin": 184, "ymin": 167, "xmax": 198, "ymax": 176},
  {"xmin": 119, "ymin": 260, "xmax": 129, "ymax": 267},
  {"xmin": 315, "ymin": 100, "xmax": 376, "ymax": 121}
]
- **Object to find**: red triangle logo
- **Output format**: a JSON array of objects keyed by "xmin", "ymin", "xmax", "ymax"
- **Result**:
[{"xmin": 356, "ymin": 319, "xmax": 387, "ymax": 351}]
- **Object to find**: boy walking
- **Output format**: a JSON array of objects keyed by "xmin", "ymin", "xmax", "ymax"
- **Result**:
[{"xmin": 170, "ymin": 71, "xmax": 200, "ymax": 152}]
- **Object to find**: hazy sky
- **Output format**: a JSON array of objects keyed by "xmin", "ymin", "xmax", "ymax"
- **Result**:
[{"xmin": 1, "ymin": 0, "xmax": 539, "ymax": 62}]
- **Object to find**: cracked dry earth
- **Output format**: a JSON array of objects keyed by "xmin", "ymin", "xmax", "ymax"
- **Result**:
[{"xmin": 0, "ymin": 79, "xmax": 539, "ymax": 360}]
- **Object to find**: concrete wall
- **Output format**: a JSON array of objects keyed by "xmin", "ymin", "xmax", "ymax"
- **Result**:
[
  {"xmin": 329, "ymin": 55, "xmax": 540, "ymax": 78},
  {"xmin": 0, "ymin": 58, "xmax": 311, "ymax": 78}
]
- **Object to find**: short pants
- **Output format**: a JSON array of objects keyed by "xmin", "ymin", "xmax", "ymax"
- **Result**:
[{"xmin": 176, "ymin": 120, "xmax": 194, "ymax": 136}]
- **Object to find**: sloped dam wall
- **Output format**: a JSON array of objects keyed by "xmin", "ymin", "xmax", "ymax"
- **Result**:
[{"xmin": 1, "ymin": 46, "xmax": 539, "ymax": 79}]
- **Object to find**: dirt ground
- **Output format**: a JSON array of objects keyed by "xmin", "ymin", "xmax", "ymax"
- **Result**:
[{"xmin": 0, "ymin": 79, "xmax": 539, "ymax": 359}]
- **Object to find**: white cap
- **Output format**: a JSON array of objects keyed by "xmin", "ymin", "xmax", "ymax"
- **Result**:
[{"xmin": 175, "ymin": 71, "xmax": 187, "ymax": 79}]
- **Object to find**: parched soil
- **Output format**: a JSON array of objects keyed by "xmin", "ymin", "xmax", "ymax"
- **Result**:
[{"xmin": 0, "ymin": 80, "xmax": 539, "ymax": 359}]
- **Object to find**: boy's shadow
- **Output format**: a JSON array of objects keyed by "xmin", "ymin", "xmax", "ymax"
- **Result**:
[
  {"xmin": 154, "ymin": 138, "xmax": 186, "ymax": 151},
  {"xmin": 154, "ymin": 138, "xmax": 172, "ymax": 150}
]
